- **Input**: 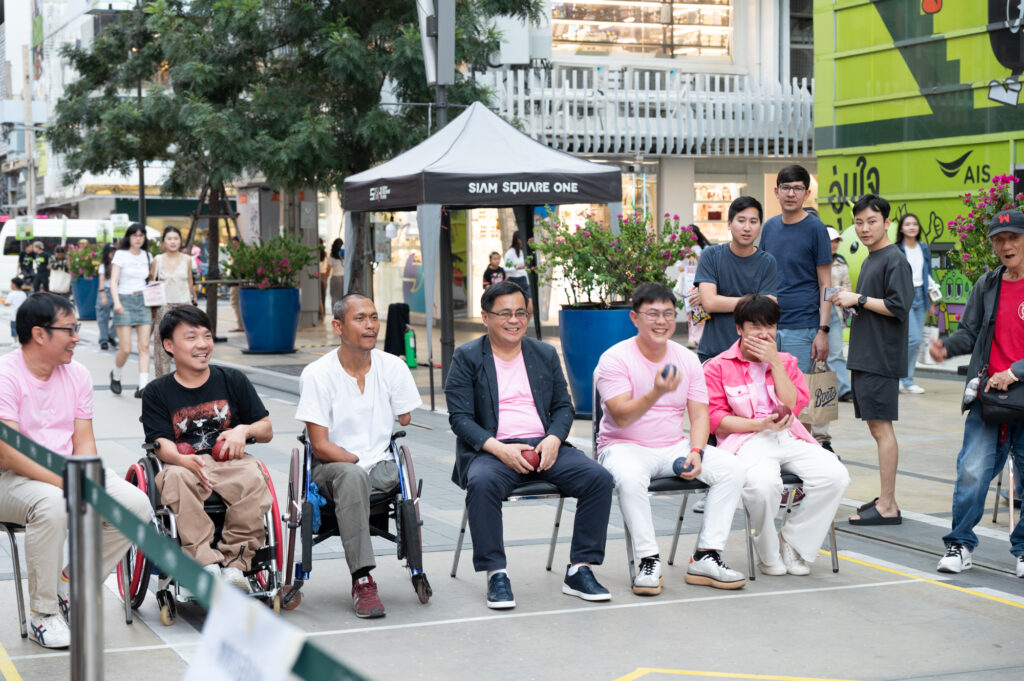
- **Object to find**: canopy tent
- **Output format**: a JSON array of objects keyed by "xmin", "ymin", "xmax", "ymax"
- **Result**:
[{"xmin": 342, "ymin": 101, "xmax": 622, "ymax": 404}]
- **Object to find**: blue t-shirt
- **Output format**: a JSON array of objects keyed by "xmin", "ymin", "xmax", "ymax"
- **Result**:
[
  {"xmin": 759, "ymin": 213, "xmax": 831, "ymax": 329},
  {"xmin": 693, "ymin": 244, "xmax": 778, "ymax": 358}
]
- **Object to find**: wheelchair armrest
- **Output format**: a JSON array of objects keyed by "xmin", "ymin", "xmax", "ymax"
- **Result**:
[
  {"xmin": 297, "ymin": 433, "xmax": 308, "ymax": 445},
  {"xmin": 391, "ymin": 430, "xmax": 406, "ymax": 441}
]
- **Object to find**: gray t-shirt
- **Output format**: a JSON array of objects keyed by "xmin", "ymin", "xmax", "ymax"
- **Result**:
[
  {"xmin": 847, "ymin": 244, "xmax": 913, "ymax": 378},
  {"xmin": 693, "ymin": 244, "xmax": 779, "ymax": 358}
]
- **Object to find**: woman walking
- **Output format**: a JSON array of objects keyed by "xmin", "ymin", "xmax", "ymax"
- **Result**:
[
  {"xmin": 503, "ymin": 234, "xmax": 531, "ymax": 301},
  {"xmin": 895, "ymin": 213, "xmax": 932, "ymax": 394},
  {"xmin": 109, "ymin": 223, "xmax": 153, "ymax": 398},
  {"xmin": 96, "ymin": 244, "xmax": 117, "ymax": 350},
  {"xmin": 151, "ymin": 226, "xmax": 196, "ymax": 377},
  {"xmin": 328, "ymin": 238, "xmax": 345, "ymax": 305}
]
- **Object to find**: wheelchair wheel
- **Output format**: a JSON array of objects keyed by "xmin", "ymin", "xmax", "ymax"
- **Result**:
[
  {"xmin": 413, "ymin": 573, "xmax": 432, "ymax": 604},
  {"xmin": 160, "ymin": 602, "xmax": 176, "ymax": 627},
  {"xmin": 272, "ymin": 592, "xmax": 282, "ymax": 614},
  {"xmin": 284, "ymin": 447, "xmax": 303, "ymax": 588},
  {"xmin": 248, "ymin": 461, "xmax": 284, "ymax": 594},
  {"xmin": 117, "ymin": 463, "xmax": 153, "ymax": 609}
]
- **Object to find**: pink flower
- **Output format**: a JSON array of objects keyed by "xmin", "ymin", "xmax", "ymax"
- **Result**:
[
  {"xmin": 673, "ymin": 214, "xmax": 679, "ymax": 221},
  {"xmin": 256, "ymin": 267, "xmax": 266, "ymax": 275},
  {"xmin": 582, "ymin": 231, "xmax": 591, "ymax": 237}
]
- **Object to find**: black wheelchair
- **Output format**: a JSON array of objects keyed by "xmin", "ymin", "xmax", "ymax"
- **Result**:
[
  {"xmin": 118, "ymin": 442, "xmax": 285, "ymax": 624},
  {"xmin": 281, "ymin": 430, "xmax": 431, "ymax": 608}
]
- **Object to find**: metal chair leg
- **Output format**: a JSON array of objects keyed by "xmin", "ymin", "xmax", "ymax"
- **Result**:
[
  {"xmin": 3, "ymin": 526, "xmax": 27, "ymax": 638},
  {"xmin": 744, "ymin": 507, "xmax": 756, "ymax": 581},
  {"xmin": 624, "ymin": 523, "xmax": 636, "ymax": 584},
  {"xmin": 121, "ymin": 554, "xmax": 133, "ymax": 625},
  {"xmin": 667, "ymin": 494, "xmax": 690, "ymax": 566},
  {"xmin": 450, "ymin": 506, "xmax": 469, "ymax": 578},
  {"xmin": 829, "ymin": 521, "xmax": 839, "ymax": 573},
  {"xmin": 545, "ymin": 498, "xmax": 565, "ymax": 572}
]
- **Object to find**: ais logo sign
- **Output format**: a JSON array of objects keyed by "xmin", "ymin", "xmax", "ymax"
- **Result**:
[{"xmin": 936, "ymin": 150, "xmax": 991, "ymax": 184}]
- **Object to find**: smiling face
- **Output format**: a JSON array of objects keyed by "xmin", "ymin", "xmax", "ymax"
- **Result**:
[
  {"xmin": 729, "ymin": 206, "xmax": 762, "ymax": 248},
  {"xmin": 164, "ymin": 323, "xmax": 213, "ymax": 372},
  {"xmin": 481, "ymin": 292, "xmax": 529, "ymax": 348},
  {"xmin": 736, "ymin": 320, "xmax": 777, "ymax": 359},
  {"xmin": 334, "ymin": 296, "xmax": 379, "ymax": 351},
  {"xmin": 854, "ymin": 206, "xmax": 891, "ymax": 252},
  {"xmin": 38, "ymin": 310, "xmax": 80, "ymax": 365},
  {"xmin": 631, "ymin": 299, "xmax": 677, "ymax": 348}
]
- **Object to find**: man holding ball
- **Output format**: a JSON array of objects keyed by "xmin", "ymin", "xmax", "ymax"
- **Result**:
[{"xmin": 703, "ymin": 294, "xmax": 849, "ymax": 577}]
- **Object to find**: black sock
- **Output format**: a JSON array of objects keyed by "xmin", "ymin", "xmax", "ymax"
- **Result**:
[
  {"xmin": 693, "ymin": 549, "xmax": 718, "ymax": 561},
  {"xmin": 352, "ymin": 567, "xmax": 372, "ymax": 582},
  {"xmin": 642, "ymin": 553, "xmax": 661, "ymax": 561}
]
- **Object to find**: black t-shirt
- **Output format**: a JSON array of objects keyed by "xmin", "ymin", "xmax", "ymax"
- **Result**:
[
  {"xmin": 482, "ymin": 266, "xmax": 506, "ymax": 287},
  {"xmin": 847, "ymin": 244, "xmax": 913, "ymax": 378},
  {"xmin": 140, "ymin": 366, "xmax": 269, "ymax": 452}
]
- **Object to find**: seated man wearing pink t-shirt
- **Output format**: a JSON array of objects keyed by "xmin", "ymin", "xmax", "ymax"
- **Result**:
[
  {"xmin": 597, "ymin": 282, "xmax": 746, "ymax": 595},
  {"xmin": 0, "ymin": 293, "xmax": 151, "ymax": 648},
  {"xmin": 704, "ymin": 294, "xmax": 849, "ymax": 576}
]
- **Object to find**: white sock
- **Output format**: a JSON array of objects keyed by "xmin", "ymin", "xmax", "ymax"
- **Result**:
[
  {"xmin": 112, "ymin": 365, "xmax": 123, "ymax": 380},
  {"xmin": 486, "ymin": 569, "xmax": 508, "ymax": 580},
  {"xmin": 567, "ymin": 563, "xmax": 585, "ymax": 576},
  {"xmin": 138, "ymin": 372, "xmax": 149, "ymax": 388}
]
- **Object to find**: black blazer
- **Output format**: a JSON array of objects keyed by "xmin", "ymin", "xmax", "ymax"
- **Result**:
[{"xmin": 444, "ymin": 335, "xmax": 575, "ymax": 488}]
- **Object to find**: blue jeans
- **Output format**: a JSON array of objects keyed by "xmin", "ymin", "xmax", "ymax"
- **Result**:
[
  {"xmin": 95, "ymin": 289, "xmax": 114, "ymax": 343},
  {"xmin": 942, "ymin": 402, "xmax": 1024, "ymax": 555},
  {"xmin": 902, "ymin": 288, "xmax": 926, "ymax": 387},
  {"xmin": 776, "ymin": 327, "xmax": 817, "ymax": 373},
  {"xmin": 826, "ymin": 308, "xmax": 851, "ymax": 397}
]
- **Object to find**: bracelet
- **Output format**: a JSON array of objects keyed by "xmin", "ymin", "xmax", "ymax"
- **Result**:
[
  {"xmin": 1009, "ymin": 368, "xmax": 1019, "ymax": 383},
  {"xmin": 689, "ymin": 447, "xmax": 704, "ymax": 460}
]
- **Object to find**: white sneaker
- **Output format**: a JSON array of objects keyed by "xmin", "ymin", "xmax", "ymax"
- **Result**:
[
  {"xmin": 757, "ymin": 560, "xmax": 787, "ymax": 576},
  {"xmin": 692, "ymin": 496, "xmax": 707, "ymax": 514},
  {"xmin": 899, "ymin": 384, "xmax": 926, "ymax": 394},
  {"xmin": 937, "ymin": 544, "xmax": 972, "ymax": 573},
  {"xmin": 29, "ymin": 612, "xmax": 70, "ymax": 649},
  {"xmin": 632, "ymin": 556, "xmax": 663, "ymax": 595},
  {"xmin": 685, "ymin": 551, "xmax": 746, "ymax": 589},
  {"xmin": 57, "ymin": 573, "xmax": 70, "ymax": 624},
  {"xmin": 780, "ymin": 537, "xmax": 810, "ymax": 576},
  {"xmin": 222, "ymin": 566, "xmax": 251, "ymax": 593},
  {"xmin": 1015, "ymin": 555, "xmax": 1024, "ymax": 578}
]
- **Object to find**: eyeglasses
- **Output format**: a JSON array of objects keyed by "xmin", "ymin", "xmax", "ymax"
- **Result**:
[
  {"xmin": 43, "ymin": 324, "xmax": 82, "ymax": 336},
  {"xmin": 489, "ymin": 310, "xmax": 529, "ymax": 320},
  {"xmin": 639, "ymin": 309, "xmax": 677, "ymax": 321},
  {"xmin": 778, "ymin": 184, "xmax": 808, "ymax": 194}
]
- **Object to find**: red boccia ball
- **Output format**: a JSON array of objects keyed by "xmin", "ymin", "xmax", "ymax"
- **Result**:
[
  {"xmin": 211, "ymin": 440, "xmax": 228, "ymax": 462},
  {"xmin": 521, "ymin": 449, "xmax": 540, "ymax": 469},
  {"xmin": 176, "ymin": 442, "xmax": 195, "ymax": 456},
  {"xmin": 771, "ymin": 403, "xmax": 792, "ymax": 420}
]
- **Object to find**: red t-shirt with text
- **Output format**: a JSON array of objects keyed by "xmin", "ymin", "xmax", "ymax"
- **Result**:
[{"xmin": 988, "ymin": 278, "xmax": 1024, "ymax": 375}]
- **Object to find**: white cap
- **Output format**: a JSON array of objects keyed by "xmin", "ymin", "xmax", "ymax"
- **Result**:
[{"xmin": 826, "ymin": 227, "xmax": 841, "ymax": 241}]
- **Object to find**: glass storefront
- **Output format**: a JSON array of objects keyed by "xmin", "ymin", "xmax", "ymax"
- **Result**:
[{"xmin": 551, "ymin": 1, "xmax": 733, "ymax": 57}]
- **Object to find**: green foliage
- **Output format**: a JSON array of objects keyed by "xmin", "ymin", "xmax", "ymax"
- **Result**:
[
  {"xmin": 50, "ymin": 0, "xmax": 542, "ymax": 197},
  {"xmin": 530, "ymin": 211, "xmax": 699, "ymax": 307},
  {"xmin": 66, "ymin": 245, "xmax": 102, "ymax": 278},
  {"xmin": 225, "ymin": 236, "xmax": 318, "ymax": 289},
  {"xmin": 947, "ymin": 174, "xmax": 1024, "ymax": 282}
]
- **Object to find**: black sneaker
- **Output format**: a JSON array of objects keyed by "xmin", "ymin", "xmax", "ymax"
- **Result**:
[
  {"xmin": 821, "ymin": 441, "xmax": 835, "ymax": 454},
  {"xmin": 562, "ymin": 565, "xmax": 610, "ymax": 602},
  {"xmin": 109, "ymin": 371, "xmax": 122, "ymax": 395},
  {"xmin": 486, "ymin": 572, "xmax": 515, "ymax": 609},
  {"xmin": 100, "ymin": 341, "xmax": 109, "ymax": 350},
  {"xmin": 134, "ymin": 388, "xmax": 143, "ymax": 398}
]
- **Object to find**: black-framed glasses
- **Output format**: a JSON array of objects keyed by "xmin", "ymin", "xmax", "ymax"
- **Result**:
[
  {"xmin": 489, "ymin": 310, "xmax": 529, "ymax": 320},
  {"xmin": 43, "ymin": 324, "xmax": 82, "ymax": 336},
  {"xmin": 778, "ymin": 184, "xmax": 808, "ymax": 194}
]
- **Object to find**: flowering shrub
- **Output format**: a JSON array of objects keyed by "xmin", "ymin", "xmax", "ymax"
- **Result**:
[
  {"xmin": 224, "ymin": 236, "xmax": 318, "ymax": 289},
  {"xmin": 66, "ymin": 244, "xmax": 102, "ymax": 278},
  {"xmin": 530, "ymin": 210, "xmax": 699, "ymax": 306},
  {"xmin": 948, "ymin": 174, "xmax": 1024, "ymax": 282}
]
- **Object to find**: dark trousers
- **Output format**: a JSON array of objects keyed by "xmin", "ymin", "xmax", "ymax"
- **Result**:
[{"xmin": 465, "ymin": 439, "xmax": 614, "ymax": 572}]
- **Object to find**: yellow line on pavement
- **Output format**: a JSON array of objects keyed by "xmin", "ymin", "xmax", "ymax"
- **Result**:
[
  {"xmin": 0, "ymin": 640, "xmax": 25, "ymax": 681},
  {"xmin": 823, "ymin": 549, "xmax": 1024, "ymax": 610},
  {"xmin": 614, "ymin": 669, "xmax": 860, "ymax": 681}
]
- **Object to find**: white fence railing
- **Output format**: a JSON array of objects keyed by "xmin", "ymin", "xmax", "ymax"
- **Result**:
[{"xmin": 481, "ymin": 67, "xmax": 814, "ymax": 158}]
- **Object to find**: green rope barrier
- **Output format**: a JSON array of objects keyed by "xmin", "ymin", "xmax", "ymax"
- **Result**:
[{"xmin": 0, "ymin": 422, "xmax": 369, "ymax": 681}]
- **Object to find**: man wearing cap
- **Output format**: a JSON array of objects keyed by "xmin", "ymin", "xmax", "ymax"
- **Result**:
[
  {"xmin": 929, "ymin": 209, "xmax": 1024, "ymax": 577},
  {"xmin": 826, "ymin": 227, "xmax": 852, "ymax": 402}
]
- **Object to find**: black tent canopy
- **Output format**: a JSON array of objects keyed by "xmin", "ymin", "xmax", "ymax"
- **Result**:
[{"xmin": 342, "ymin": 102, "xmax": 622, "ymax": 398}]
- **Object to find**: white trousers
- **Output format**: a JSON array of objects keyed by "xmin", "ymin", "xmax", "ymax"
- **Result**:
[
  {"xmin": 736, "ymin": 430, "xmax": 850, "ymax": 565},
  {"xmin": 0, "ymin": 468, "xmax": 151, "ymax": 614},
  {"xmin": 599, "ymin": 440, "xmax": 743, "ymax": 558}
]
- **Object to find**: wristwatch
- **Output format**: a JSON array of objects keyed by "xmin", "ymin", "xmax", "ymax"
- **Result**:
[
  {"xmin": 689, "ymin": 447, "xmax": 704, "ymax": 460},
  {"xmin": 818, "ymin": 325, "xmax": 830, "ymax": 334},
  {"xmin": 858, "ymin": 294, "xmax": 868, "ymax": 308}
]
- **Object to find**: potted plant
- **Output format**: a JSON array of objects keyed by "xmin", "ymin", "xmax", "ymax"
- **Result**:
[
  {"xmin": 530, "ymin": 211, "xmax": 699, "ymax": 415},
  {"xmin": 225, "ymin": 236, "xmax": 318, "ymax": 353},
  {"xmin": 67, "ymin": 244, "xmax": 102, "ymax": 320}
]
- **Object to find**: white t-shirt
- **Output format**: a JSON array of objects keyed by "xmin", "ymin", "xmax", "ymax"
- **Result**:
[
  {"xmin": 7, "ymin": 290, "xmax": 27, "ymax": 316},
  {"xmin": 295, "ymin": 348, "xmax": 422, "ymax": 471},
  {"xmin": 111, "ymin": 249, "xmax": 152, "ymax": 295},
  {"xmin": 503, "ymin": 247, "xmax": 528, "ymax": 280},
  {"xmin": 904, "ymin": 243, "xmax": 924, "ymax": 287}
]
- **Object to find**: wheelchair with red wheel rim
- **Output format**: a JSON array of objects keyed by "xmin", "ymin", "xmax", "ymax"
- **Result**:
[
  {"xmin": 281, "ymin": 430, "xmax": 431, "ymax": 610},
  {"xmin": 118, "ymin": 442, "xmax": 285, "ymax": 625}
]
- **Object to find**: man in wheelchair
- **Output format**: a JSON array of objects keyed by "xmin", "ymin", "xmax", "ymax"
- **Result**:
[
  {"xmin": 140, "ymin": 306, "xmax": 274, "ymax": 592},
  {"xmin": 295, "ymin": 294, "xmax": 422, "ymax": 618}
]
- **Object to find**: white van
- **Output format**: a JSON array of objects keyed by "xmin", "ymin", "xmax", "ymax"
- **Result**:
[{"xmin": 0, "ymin": 218, "xmax": 159, "ymax": 293}]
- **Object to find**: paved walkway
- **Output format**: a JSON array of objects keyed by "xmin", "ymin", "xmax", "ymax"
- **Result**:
[{"xmin": 0, "ymin": 302, "xmax": 1021, "ymax": 681}]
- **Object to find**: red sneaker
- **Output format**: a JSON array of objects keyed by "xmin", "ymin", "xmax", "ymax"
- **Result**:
[{"xmin": 352, "ymin": 576, "xmax": 386, "ymax": 618}]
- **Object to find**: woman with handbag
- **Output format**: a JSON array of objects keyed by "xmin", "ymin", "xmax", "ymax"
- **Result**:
[
  {"xmin": 929, "ymin": 209, "xmax": 1024, "ymax": 578},
  {"xmin": 151, "ymin": 226, "xmax": 196, "ymax": 377},
  {"xmin": 109, "ymin": 223, "xmax": 153, "ymax": 398},
  {"xmin": 895, "ymin": 213, "xmax": 933, "ymax": 394},
  {"xmin": 47, "ymin": 246, "xmax": 73, "ymax": 297}
]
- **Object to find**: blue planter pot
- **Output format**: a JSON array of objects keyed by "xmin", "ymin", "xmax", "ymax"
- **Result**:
[
  {"xmin": 239, "ymin": 287, "xmax": 301, "ymax": 353},
  {"xmin": 72, "ymin": 277, "xmax": 98, "ymax": 320},
  {"xmin": 559, "ymin": 307, "xmax": 636, "ymax": 417}
]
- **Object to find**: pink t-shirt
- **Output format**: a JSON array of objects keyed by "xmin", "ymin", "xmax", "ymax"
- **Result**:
[
  {"xmin": 746, "ymin": 362, "xmax": 773, "ymax": 418},
  {"xmin": 494, "ymin": 352, "xmax": 546, "ymax": 440},
  {"xmin": 0, "ymin": 349, "xmax": 93, "ymax": 458},
  {"xmin": 596, "ymin": 338, "xmax": 707, "ymax": 449}
]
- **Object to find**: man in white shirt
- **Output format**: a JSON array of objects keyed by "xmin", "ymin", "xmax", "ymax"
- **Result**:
[{"xmin": 295, "ymin": 294, "xmax": 422, "ymax": 618}]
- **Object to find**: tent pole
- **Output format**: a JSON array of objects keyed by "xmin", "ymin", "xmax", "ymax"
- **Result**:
[
  {"xmin": 439, "ymin": 207, "xmax": 455, "ymax": 385},
  {"xmin": 513, "ymin": 205, "xmax": 541, "ymax": 340}
]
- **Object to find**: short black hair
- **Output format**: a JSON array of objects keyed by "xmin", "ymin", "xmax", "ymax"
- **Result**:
[
  {"xmin": 159, "ymin": 305, "xmax": 211, "ymax": 349},
  {"xmin": 631, "ymin": 282, "xmax": 676, "ymax": 311},
  {"xmin": 852, "ymin": 194, "xmax": 891, "ymax": 220},
  {"xmin": 11, "ymin": 277, "xmax": 23, "ymax": 288},
  {"xmin": 15, "ymin": 292, "xmax": 76, "ymax": 344},
  {"xmin": 332, "ymin": 293, "xmax": 373, "ymax": 322},
  {"xmin": 733, "ymin": 294, "xmax": 780, "ymax": 328},
  {"xmin": 728, "ymin": 196, "xmax": 763, "ymax": 223},
  {"xmin": 776, "ymin": 165, "xmax": 811, "ymax": 189},
  {"xmin": 481, "ymin": 280, "xmax": 527, "ymax": 312}
]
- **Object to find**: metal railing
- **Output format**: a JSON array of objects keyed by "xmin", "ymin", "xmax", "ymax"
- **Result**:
[{"xmin": 481, "ymin": 67, "xmax": 814, "ymax": 158}]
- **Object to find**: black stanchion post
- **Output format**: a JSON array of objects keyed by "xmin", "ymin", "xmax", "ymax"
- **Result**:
[{"xmin": 66, "ymin": 457, "xmax": 104, "ymax": 681}]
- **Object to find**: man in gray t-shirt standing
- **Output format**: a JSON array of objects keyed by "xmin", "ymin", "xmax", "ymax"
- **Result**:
[
  {"xmin": 693, "ymin": 196, "xmax": 778, "ymax": 363},
  {"xmin": 831, "ymin": 194, "xmax": 912, "ymax": 527}
]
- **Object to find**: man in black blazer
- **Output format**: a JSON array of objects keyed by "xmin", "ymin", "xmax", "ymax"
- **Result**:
[{"xmin": 445, "ymin": 280, "xmax": 615, "ymax": 609}]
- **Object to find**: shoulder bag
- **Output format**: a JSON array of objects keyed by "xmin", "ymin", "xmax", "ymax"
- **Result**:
[{"xmin": 975, "ymin": 267, "xmax": 1024, "ymax": 423}]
